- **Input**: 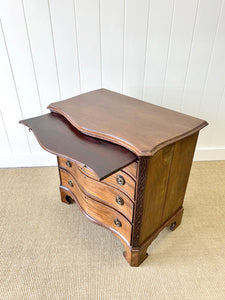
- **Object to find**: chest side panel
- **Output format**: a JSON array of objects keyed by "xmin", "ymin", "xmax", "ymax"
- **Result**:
[
  {"xmin": 136, "ymin": 144, "xmax": 175, "ymax": 246},
  {"xmin": 134, "ymin": 132, "xmax": 199, "ymax": 247},
  {"xmin": 161, "ymin": 132, "xmax": 199, "ymax": 223}
]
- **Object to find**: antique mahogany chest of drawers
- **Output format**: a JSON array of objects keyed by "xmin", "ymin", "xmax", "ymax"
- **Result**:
[{"xmin": 20, "ymin": 89, "xmax": 207, "ymax": 266}]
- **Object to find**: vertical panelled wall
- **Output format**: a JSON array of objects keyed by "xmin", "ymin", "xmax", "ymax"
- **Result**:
[{"xmin": 0, "ymin": 0, "xmax": 225, "ymax": 167}]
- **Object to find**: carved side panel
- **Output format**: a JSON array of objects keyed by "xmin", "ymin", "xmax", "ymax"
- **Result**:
[{"xmin": 131, "ymin": 156, "xmax": 149, "ymax": 247}]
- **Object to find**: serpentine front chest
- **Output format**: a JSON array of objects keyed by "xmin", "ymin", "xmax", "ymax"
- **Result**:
[{"xmin": 20, "ymin": 89, "xmax": 207, "ymax": 266}]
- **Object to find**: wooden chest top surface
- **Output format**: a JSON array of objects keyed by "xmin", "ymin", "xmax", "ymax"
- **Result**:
[{"xmin": 48, "ymin": 89, "xmax": 208, "ymax": 156}]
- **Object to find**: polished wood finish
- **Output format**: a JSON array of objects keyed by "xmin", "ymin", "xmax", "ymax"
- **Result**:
[
  {"xmin": 58, "ymin": 156, "xmax": 98, "ymax": 179},
  {"xmin": 131, "ymin": 157, "xmax": 149, "ymax": 247},
  {"xmin": 140, "ymin": 144, "xmax": 175, "ymax": 242},
  {"xmin": 58, "ymin": 156, "xmax": 136, "ymax": 202},
  {"xmin": 133, "ymin": 133, "xmax": 198, "ymax": 248},
  {"xmin": 48, "ymin": 88, "xmax": 208, "ymax": 156},
  {"xmin": 161, "ymin": 132, "xmax": 198, "ymax": 222},
  {"xmin": 19, "ymin": 89, "xmax": 207, "ymax": 267},
  {"xmin": 123, "ymin": 207, "xmax": 184, "ymax": 266},
  {"xmin": 121, "ymin": 133, "xmax": 198, "ymax": 265},
  {"xmin": 102, "ymin": 170, "xmax": 135, "ymax": 200},
  {"xmin": 123, "ymin": 244, "xmax": 149, "ymax": 267},
  {"xmin": 60, "ymin": 187, "xmax": 74, "ymax": 204},
  {"xmin": 58, "ymin": 162, "xmax": 134, "ymax": 221},
  {"xmin": 19, "ymin": 112, "xmax": 136, "ymax": 180},
  {"xmin": 76, "ymin": 159, "xmax": 137, "ymax": 182},
  {"xmin": 167, "ymin": 208, "xmax": 184, "ymax": 231},
  {"xmin": 123, "ymin": 161, "xmax": 137, "ymax": 180},
  {"xmin": 59, "ymin": 170, "xmax": 132, "ymax": 244},
  {"xmin": 62, "ymin": 158, "xmax": 137, "ymax": 182}
]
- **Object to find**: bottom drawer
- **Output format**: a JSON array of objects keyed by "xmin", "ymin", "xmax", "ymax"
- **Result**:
[{"xmin": 59, "ymin": 175, "xmax": 132, "ymax": 244}]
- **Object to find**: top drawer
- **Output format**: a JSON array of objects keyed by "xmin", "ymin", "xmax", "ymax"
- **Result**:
[{"xmin": 58, "ymin": 156, "xmax": 136, "ymax": 200}]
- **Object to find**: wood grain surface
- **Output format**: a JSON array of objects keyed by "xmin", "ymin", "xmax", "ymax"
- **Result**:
[
  {"xmin": 58, "ymin": 156, "xmax": 136, "ymax": 201},
  {"xmin": 102, "ymin": 170, "xmax": 136, "ymax": 200},
  {"xmin": 161, "ymin": 132, "xmax": 199, "ymax": 223},
  {"xmin": 48, "ymin": 89, "xmax": 208, "ymax": 156},
  {"xmin": 19, "ymin": 112, "xmax": 136, "ymax": 180},
  {"xmin": 137, "ymin": 144, "xmax": 175, "ymax": 245},
  {"xmin": 137, "ymin": 133, "xmax": 198, "ymax": 247},
  {"xmin": 59, "ymin": 170, "xmax": 132, "ymax": 244},
  {"xmin": 122, "ymin": 162, "xmax": 137, "ymax": 180},
  {"xmin": 58, "ymin": 162, "xmax": 134, "ymax": 221}
]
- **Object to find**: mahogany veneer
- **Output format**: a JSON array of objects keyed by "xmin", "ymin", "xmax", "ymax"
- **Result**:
[
  {"xmin": 48, "ymin": 89, "xmax": 207, "ymax": 156},
  {"xmin": 58, "ymin": 157, "xmax": 134, "ymax": 221},
  {"xmin": 20, "ymin": 89, "xmax": 207, "ymax": 266},
  {"xmin": 19, "ymin": 112, "xmax": 136, "ymax": 180}
]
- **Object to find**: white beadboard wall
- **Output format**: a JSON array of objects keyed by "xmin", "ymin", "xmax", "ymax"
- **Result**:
[{"xmin": 0, "ymin": 0, "xmax": 225, "ymax": 167}]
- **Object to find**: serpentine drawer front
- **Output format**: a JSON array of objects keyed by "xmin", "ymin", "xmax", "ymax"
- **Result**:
[
  {"xmin": 59, "ymin": 170, "xmax": 132, "ymax": 244},
  {"xmin": 58, "ymin": 156, "xmax": 136, "ymax": 202},
  {"xmin": 58, "ymin": 158, "xmax": 135, "ymax": 222},
  {"xmin": 20, "ymin": 88, "xmax": 208, "ymax": 266}
]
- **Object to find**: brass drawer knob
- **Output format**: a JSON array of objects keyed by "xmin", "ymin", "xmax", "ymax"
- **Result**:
[
  {"xmin": 116, "ymin": 174, "xmax": 125, "ymax": 185},
  {"xmin": 68, "ymin": 180, "xmax": 73, "ymax": 187},
  {"xmin": 66, "ymin": 160, "xmax": 72, "ymax": 168},
  {"xmin": 116, "ymin": 195, "xmax": 124, "ymax": 206},
  {"xmin": 114, "ymin": 218, "xmax": 122, "ymax": 227}
]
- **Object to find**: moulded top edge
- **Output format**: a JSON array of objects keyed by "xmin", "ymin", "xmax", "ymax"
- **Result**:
[{"xmin": 47, "ymin": 89, "xmax": 208, "ymax": 156}]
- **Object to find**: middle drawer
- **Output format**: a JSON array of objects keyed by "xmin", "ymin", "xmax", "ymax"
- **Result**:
[{"xmin": 59, "ymin": 166, "xmax": 134, "ymax": 222}]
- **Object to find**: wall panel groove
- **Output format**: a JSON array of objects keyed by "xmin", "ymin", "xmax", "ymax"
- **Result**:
[
  {"xmin": 0, "ymin": 19, "xmax": 31, "ymax": 153},
  {"xmin": 72, "ymin": 0, "xmax": 82, "ymax": 93},
  {"xmin": 160, "ymin": 0, "xmax": 175, "ymax": 105},
  {"xmin": 162, "ymin": 0, "xmax": 199, "ymax": 110},
  {"xmin": 21, "ymin": 0, "xmax": 43, "ymax": 114},
  {"xmin": 49, "ymin": 0, "xmax": 81, "ymax": 99},
  {"xmin": 75, "ymin": 0, "xmax": 101, "ymax": 92},
  {"xmin": 197, "ymin": 0, "xmax": 225, "ymax": 147},
  {"xmin": 122, "ymin": 0, "xmax": 126, "ymax": 93},
  {"xmin": 143, "ymin": 0, "xmax": 175, "ymax": 105},
  {"xmin": 179, "ymin": 0, "xmax": 200, "ymax": 111},
  {"xmin": 180, "ymin": 0, "xmax": 223, "ymax": 117},
  {"xmin": 142, "ymin": 0, "xmax": 151, "ymax": 99},
  {"xmin": 197, "ymin": 0, "xmax": 224, "ymax": 117},
  {"xmin": 101, "ymin": 0, "xmax": 124, "ymax": 92},
  {"xmin": 47, "ymin": 0, "xmax": 62, "ymax": 100},
  {"xmin": 99, "ymin": 0, "xmax": 103, "ymax": 88},
  {"xmin": 22, "ymin": 0, "xmax": 61, "ymax": 110},
  {"xmin": 0, "ymin": 109, "xmax": 12, "ymax": 153},
  {"xmin": 123, "ymin": 0, "xmax": 150, "ymax": 98}
]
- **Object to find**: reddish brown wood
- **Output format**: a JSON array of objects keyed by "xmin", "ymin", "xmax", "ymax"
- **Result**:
[
  {"xmin": 48, "ymin": 88, "xmax": 208, "ymax": 156},
  {"xmin": 123, "ymin": 244, "xmax": 149, "ymax": 267},
  {"xmin": 131, "ymin": 157, "xmax": 149, "ymax": 247},
  {"xmin": 68, "ymin": 158, "xmax": 137, "ymax": 182},
  {"xmin": 123, "ymin": 161, "xmax": 137, "ymax": 180},
  {"xmin": 60, "ymin": 187, "xmax": 74, "ymax": 204},
  {"xmin": 58, "ymin": 156, "xmax": 136, "ymax": 202},
  {"xmin": 122, "ymin": 207, "xmax": 184, "ymax": 266},
  {"xmin": 102, "ymin": 170, "xmax": 136, "ymax": 200},
  {"xmin": 161, "ymin": 133, "xmax": 199, "ymax": 222},
  {"xmin": 58, "ymin": 161, "xmax": 134, "ymax": 221},
  {"xmin": 19, "ymin": 89, "xmax": 208, "ymax": 267},
  {"xmin": 19, "ymin": 112, "xmax": 136, "ymax": 180},
  {"xmin": 59, "ymin": 169, "xmax": 132, "ymax": 244},
  {"xmin": 167, "ymin": 208, "xmax": 184, "ymax": 231},
  {"xmin": 134, "ymin": 145, "xmax": 174, "ymax": 246},
  {"xmin": 133, "ymin": 133, "xmax": 198, "ymax": 250}
]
